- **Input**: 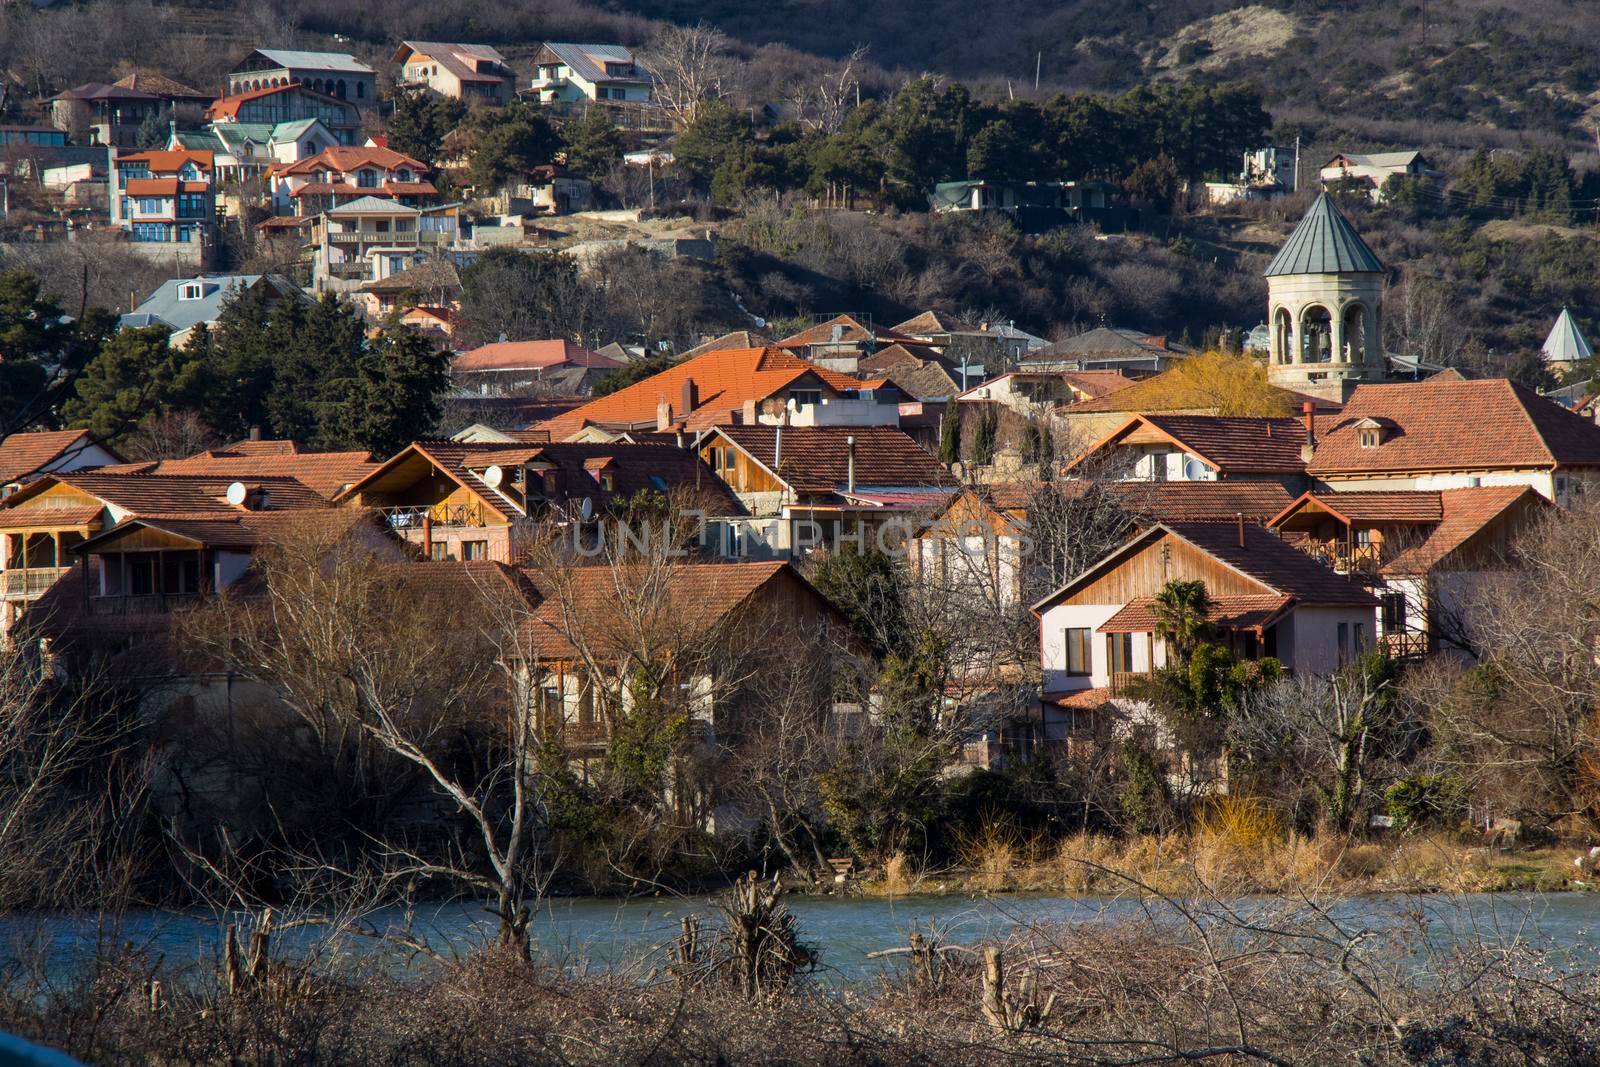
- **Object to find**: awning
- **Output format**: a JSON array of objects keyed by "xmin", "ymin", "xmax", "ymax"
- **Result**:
[{"xmin": 1098, "ymin": 594, "xmax": 1294, "ymax": 634}]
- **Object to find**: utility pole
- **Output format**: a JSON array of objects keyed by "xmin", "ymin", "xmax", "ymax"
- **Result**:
[
  {"xmin": 1035, "ymin": 52, "xmax": 1041, "ymax": 92},
  {"xmin": 1293, "ymin": 135, "xmax": 1301, "ymax": 194}
]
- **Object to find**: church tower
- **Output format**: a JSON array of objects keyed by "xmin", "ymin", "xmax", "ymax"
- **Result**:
[{"xmin": 1264, "ymin": 194, "xmax": 1386, "ymax": 403}]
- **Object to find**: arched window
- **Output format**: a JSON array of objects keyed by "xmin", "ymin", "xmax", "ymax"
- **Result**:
[
  {"xmin": 357, "ymin": 82, "xmax": 366, "ymax": 99},
  {"xmin": 1273, "ymin": 307, "xmax": 1293, "ymax": 364},
  {"xmin": 1341, "ymin": 303, "xmax": 1366, "ymax": 363},
  {"xmin": 336, "ymin": 79, "xmax": 347, "ymax": 99},
  {"xmin": 1300, "ymin": 305, "xmax": 1333, "ymax": 364}
]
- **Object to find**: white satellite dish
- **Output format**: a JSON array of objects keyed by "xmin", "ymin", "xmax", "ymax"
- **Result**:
[
  {"xmin": 483, "ymin": 464, "xmax": 503, "ymax": 488},
  {"xmin": 580, "ymin": 497, "xmax": 594, "ymax": 521},
  {"xmin": 225, "ymin": 481, "xmax": 248, "ymax": 507},
  {"xmin": 1183, "ymin": 458, "xmax": 1209, "ymax": 481}
]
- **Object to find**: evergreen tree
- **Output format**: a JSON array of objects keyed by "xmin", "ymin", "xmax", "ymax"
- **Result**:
[
  {"xmin": 938, "ymin": 405, "xmax": 962, "ymax": 465},
  {"xmin": 970, "ymin": 405, "xmax": 997, "ymax": 465},
  {"xmin": 672, "ymin": 99, "xmax": 754, "ymax": 190},
  {"xmin": 385, "ymin": 87, "xmax": 466, "ymax": 168},
  {"xmin": 315, "ymin": 323, "xmax": 450, "ymax": 455},
  {"xmin": 200, "ymin": 283, "xmax": 279, "ymax": 438},
  {"xmin": 468, "ymin": 103, "xmax": 560, "ymax": 190},
  {"xmin": 62, "ymin": 324, "xmax": 200, "ymax": 439},
  {"xmin": 560, "ymin": 107, "xmax": 623, "ymax": 179},
  {"xmin": 266, "ymin": 294, "xmax": 365, "ymax": 443},
  {"xmin": 136, "ymin": 108, "xmax": 170, "ymax": 150},
  {"xmin": 0, "ymin": 269, "xmax": 104, "ymax": 433}
]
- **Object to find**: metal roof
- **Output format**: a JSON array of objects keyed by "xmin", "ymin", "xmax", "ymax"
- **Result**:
[
  {"xmin": 248, "ymin": 49, "xmax": 373, "ymax": 75},
  {"xmin": 1542, "ymin": 307, "xmax": 1594, "ymax": 365},
  {"xmin": 1263, "ymin": 193, "xmax": 1384, "ymax": 277},
  {"xmin": 540, "ymin": 43, "xmax": 647, "ymax": 85}
]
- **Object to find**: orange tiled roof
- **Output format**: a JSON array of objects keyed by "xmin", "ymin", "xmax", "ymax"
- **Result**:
[
  {"xmin": 536, "ymin": 347, "xmax": 874, "ymax": 436},
  {"xmin": 0, "ymin": 430, "xmax": 100, "ymax": 485},
  {"xmin": 518, "ymin": 560, "xmax": 797, "ymax": 659},
  {"xmin": 1045, "ymin": 687, "xmax": 1113, "ymax": 709},
  {"xmin": 1308, "ymin": 378, "xmax": 1600, "ymax": 475},
  {"xmin": 280, "ymin": 145, "xmax": 429, "ymax": 176},
  {"xmin": 1268, "ymin": 490, "xmax": 1444, "ymax": 528},
  {"xmin": 117, "ymin": 148, "xmax": 213, "ymax": 172},
  {"xmin": 779, "ymin": 314, "xmax": 920, "ymax": 348},
  {"xmin": 1069, "ymin": 413, "xmax": 1312, "ymax": 475},
  {"xmin": 1383, "ymin": 485, "xmax": 1546, "ymax": 575},
  {"xmin": 136, "ymin": 444, "xmax": 380, "ymax": 499},
  {"xmin": 454, "ymin": 340, "xmax": 621, "ymax": 372},
  {"xmin": 42, "ymin": 472, "xmax": 333, "ymax": 516},
  {"xmin": 1098, "ymin": 592, "xmax": 1294, "ymax": 633},
  {"xmin": 207, "ymin": 83, "xmax": 350, "ymax": 119},
  {"xmin": 123, "ymin": 178, "xmax": 209, "ymax": 196},
  {"xmin": 680, "ymin": 330, "xmax": 774, "ymax": 359},
  {"xmin": 893, "ymin": 310, "xmax": 975, "ymax": 335},
  {"xmin": 709, "ymin": 425, "xmax": 953, "ymax": 495},
  {"xmin": 1061, "ymin": 370, "xmax": 1137, "ymax": 399},
  {"xmin": 1113, "ymin": 481, "xmax": 1295, "ymax": 522}
]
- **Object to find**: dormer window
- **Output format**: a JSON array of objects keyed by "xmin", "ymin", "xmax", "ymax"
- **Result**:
[
  {"xmin": 396, "ymin": 168, "xmax": 413, "ymax": 182},
  {"xmin": 178, "ymin": 282, "xmax": 204, "ymax": 301},
  {"xmin": 600, "ymin": 471, "xmax": 615, "ymax": 492},
  {"xmin": 1358, "ymin": 428, "xmax": 1382, "ymax": 449},
  {"xmin": 1352, "ymin": 416, "xmax": 1393, "ymax": 450},
  {"xmin": 789, "ymin": 389, "xmax": 822, "ymax": 408},
  {"xmin": 357, "ymin": 169, "xmax": 378, "ymax": 188}
]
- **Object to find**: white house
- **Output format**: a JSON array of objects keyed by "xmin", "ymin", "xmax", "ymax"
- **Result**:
[
  {"xmin": 1032, "ymin": 520, "xmax": 1378, "ymax": 704},
  {"xmin": 1318, "ymin": 150, "xmax": 1429, "ymax": 201},
  {"xmin": 526, "ymin": 43, "xmax": 651, "ymax": 104}
]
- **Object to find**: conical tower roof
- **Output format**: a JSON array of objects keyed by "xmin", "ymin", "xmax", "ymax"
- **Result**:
[
  {"xmin": 1542, "ymin": 306, "xmax": 1594, "ymax": 364},
  {"xmin": 1264, "ymin": 193, "xmax": 1384, "ymax": 277}
]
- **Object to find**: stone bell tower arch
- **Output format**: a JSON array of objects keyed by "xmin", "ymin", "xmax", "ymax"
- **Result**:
[{"xmin": 1264, "ymin": 194, "xmax": 1386, "ymax": 404}]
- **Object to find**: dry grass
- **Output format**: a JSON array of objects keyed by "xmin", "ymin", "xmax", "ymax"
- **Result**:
[{"xmin": 869, "ymin": 851, "xmax": 923, "ymax": 897}]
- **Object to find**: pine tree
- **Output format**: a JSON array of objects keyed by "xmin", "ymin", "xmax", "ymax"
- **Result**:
[
  {"xmin": 938, "ymin": 406, "xmax": 961, "ymax": 465},
  {"xmin": 315, "ymin": 323, "xmax": 450, "ymax": 455},
  {"xmin": 971, "ymin": 405, "xmax": 997, "ymax": 465},
  {"xmin": 63, "ymin": 324, "xmax": 201, "ymax": 439},
  {"xmin": 561, "ymin": 107, "xmax": 623, "ymax": 179}
]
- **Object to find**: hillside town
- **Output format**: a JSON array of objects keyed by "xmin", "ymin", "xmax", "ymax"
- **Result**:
[{"xmin": 9, "ymin": 9, "xmax": 1600, "ymax": 1064}]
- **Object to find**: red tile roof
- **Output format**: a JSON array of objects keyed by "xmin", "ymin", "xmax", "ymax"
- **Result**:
[
  {"xmin": 779, "ymin": 314, "xmax": 917, "ymax": 347},
  {"xmin": 134, "ymin": 444, "xmax": 380, "ymax": 499},
  {"xmin": 1061, "ymin": 370, "xmax": 1137, "ymax": 399},
  {"xmin": 709, "ymin": 425, "xmax": 954, "ymax": 495},
  {"xmin": 1383, "ymin": 485, "xmax": 1546, "ymax": 575},
  {"xmin": 454, "ymin": 340, "xmax": 621, "ymax": 372},
  {"xmin": 1098, "ymin": 593, "xmax": 1294, "ymax": 633},
  {"xmin": 1268, "ymin": 490, "xmax": 1444, "ymax": 528},
  {"xmin": 679, "ymin": 330, "xmax": 774, "ymax": 359},
  {"xmin": 893, "ymin": 310, "xmax": 975, "ymax": 335},
  {"xmin": 1308, "ymin": 378, "xmax": 1600, "ymax": 475},
  {"xmin": 280, "ymin": 145, "xmax": 429, "ymax": 176},
  {"xmin": 116, "ymin": 148, "xmax": 213, "ymax": 172},
  {"xmin": 1166, "ymin": 521, "xmax": 1378, "ymax": 606},
  {"xmin": 38, "ymin": 472, "xmax": 333, "ymax": 516},
  {"xmin": 1069, "ymin": 414, "xmax": 1311, "ymax": 475},
  {"xmin": 207, "ymin": 83, "xmax": 351, "ymax": 120},
  {"xmin": 1045, "ymin": 687, "xmax": 1113, "ymax": 709},
  {"xmin": 536, "ymin": 347, "xmax": 875, "ymax": 436},
  {"xmin": 1113, "ymin": 481, "xmax": 1296, "ymax": 522},
  {"xmin": 0, "ymin": 430, "xmax": 102, "ymax": 485}
]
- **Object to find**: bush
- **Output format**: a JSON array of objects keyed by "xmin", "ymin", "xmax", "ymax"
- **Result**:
[{"xmin": 1385, "ymin": 774, "xmax": 1469, "ymax": 833}]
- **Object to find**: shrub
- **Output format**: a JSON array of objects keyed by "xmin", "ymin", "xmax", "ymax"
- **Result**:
[{"xmin": 1385, "ymin": 774, "xmax": 1469, "ymax": 833}]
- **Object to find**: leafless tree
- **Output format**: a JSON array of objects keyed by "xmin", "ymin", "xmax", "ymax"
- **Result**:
[
  {"xmin": 639, "ymin": 21, "xmax": 736, "ymax": 128},
  {"xmin": 1384, "ymin": 273, "xmax": 1467, "ymax": 369},
  {"xmin": 788, "ymin": 45, "xmax": 868, "ymax": 134}
]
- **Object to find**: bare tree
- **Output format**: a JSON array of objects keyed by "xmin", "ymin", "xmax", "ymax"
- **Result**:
[
  {"xmin": 1384, "ymin": 273, "xmax": 1467, "ymax": 369},
  {"xmin": 788, "ymin": 45, "xmax": 868, "ymax": 134},
  {"xmin": 639, "ymin": 21, "xmax": 736, "ymax": 128}
]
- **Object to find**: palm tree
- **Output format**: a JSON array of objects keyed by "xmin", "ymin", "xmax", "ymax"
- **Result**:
[{"xmin": 1152, "ymin": 579, "xmax": 1215, "ymax": 665}]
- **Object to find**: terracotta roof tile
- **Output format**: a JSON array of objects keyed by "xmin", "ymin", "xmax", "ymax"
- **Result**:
[
  {"xmin": 536, "ymin": 347, "xmax": 876, "ymax": 436},
  {"xmin": 1099, "ymin": 593, "xmax": 1294, "ymax": 633},
  {"xmin": 1045, "ymin": 687, "xmax": 1113, "ymax": 709},
  {"xmin": 1383, "ymin": 485, "xmax": 1545, "ymax": 575},
  {"xmin": 1269, "ymin": 490, "xmax": 1444, "ymax": 527},
  {"xmin": 1113, "ymin": 481, "xmax": 1296, "ymax": 521},
  {"xmin": 709, "ymin": 426, "xmax": 953, "ymax": 495},
  {"xmin": 1308, "ymin": 378, "xmax": 1600, "ymax": 475},
  {"xmin": 1166, "ymin": 521, "xmax": 1377, "ymax": 606},
  {"xmin": 1069, "ymin": 414, "xmax": 1311, "ymax": 475},
  {"xmin": 454, "ymin": 340, "xmax": 621, "ymax": 372},
  {"xmin": 893, "ymin": 310, "xmax": 975, "ymax": 335},
  {"xmin": 0, "ymin": 430, "xmax": 102, "ymax": 485},
  {"xmin": 1060, "ymin": 370, "xmax": 1137, "ymax": 399},
  {"xmin": 136, "ymin": 445, "xmax": 379, "ymax": 499},
  {"xmin": 679, "ymin": 330, "xmax": 774, "ymax": 359},
  {"xmin": 280, "ymin": 145, "xmax": 428, "ymax": 176},
  {"xmin": 116, "ymin": 148, "xmax": 213, "ymax": 172}
]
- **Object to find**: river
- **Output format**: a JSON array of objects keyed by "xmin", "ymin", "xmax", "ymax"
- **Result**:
[{"xmin": 6, "ymin": 891, "xmax": 1600, "ymax": 984}]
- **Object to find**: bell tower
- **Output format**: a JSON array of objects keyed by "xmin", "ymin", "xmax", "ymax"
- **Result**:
[{"xmin": 1264, "ymin": 194, "xmax": 1386, "ymax": 403}]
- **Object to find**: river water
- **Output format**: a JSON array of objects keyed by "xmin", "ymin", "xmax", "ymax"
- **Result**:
[{"xmin": 6, "ymin": 891, "xmax": 1600, "ymax": 984}]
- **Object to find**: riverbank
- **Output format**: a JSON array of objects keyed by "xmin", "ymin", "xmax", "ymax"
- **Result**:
[{"xmin": 860, "ymin": 833, "xmax": 1582, "ymax": 898}]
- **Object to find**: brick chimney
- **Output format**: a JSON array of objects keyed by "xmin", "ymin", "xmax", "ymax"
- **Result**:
[
  {"xmin": 681, "ymin": 377, "xmax": 698, "ymax": 416},
  {"xmin": 1300, "ymin": 401, "xmax": 1317, "ymax": 464},
  {"xmin": 742, "ymin": 399, "xmax": 758, "ymax": 425},
  {"xmin": 656, "ymin": 398, "xmax": 672, "ymax": 432}
]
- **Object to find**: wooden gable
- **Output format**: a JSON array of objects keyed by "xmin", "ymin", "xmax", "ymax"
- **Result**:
[{"xmin": 1052, "ymin": 530, "xmax": 1275, "ymax": 607}]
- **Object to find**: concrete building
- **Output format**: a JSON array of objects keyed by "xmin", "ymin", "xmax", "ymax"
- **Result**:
[
  {"xmin": 392, "ymin": 42, "xmax": 518, "ymax": 105},
  {"xmin": 227, "ymin": 49, "xmax": 377, "ymax": 109}
]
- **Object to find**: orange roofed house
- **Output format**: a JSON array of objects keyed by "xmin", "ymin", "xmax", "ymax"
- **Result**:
[
  {"xmin": 108, "ymin": 147, "xmax": 216, "ymax": 263},
  {"xmin": 271, "ymin": 144, "xmax": 438, "ymax": 215},
  {"xmin": 1065, "ymin": 412, "xmax": 1319, "ymax": 496},
  {"xmin": 452, "ymin": 339, "xmax": 624, "ymax": 397},
  {"xmin": 536, "ymin": 346, "xmax": 902, "ymax": 440},
  {"xmin": 1305, "ymin": 376, "xmax": 1600, "ymax": 504},
  {"xmin": 334, "ymin": 440, "xmax": 743, "ymax": 562}
]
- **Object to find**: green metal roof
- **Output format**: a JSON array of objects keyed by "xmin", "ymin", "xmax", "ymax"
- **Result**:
[{"xmin": 1263, "ymin": 193, "xmax": 1384, "ymax": 277}]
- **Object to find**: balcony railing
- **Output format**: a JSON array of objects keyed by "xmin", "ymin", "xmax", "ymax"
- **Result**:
[
  {"xmin": 88, "ymin": 592, "xmax": 201, "ymax": 616},
  {"xmin": 1304, "ymin": 539, "xmax": 1383, "ymax": 573},
  {"xmin": 1382, "ymin": 631, "xmax": 1430, "ymax": 659},
  {"xmin": 0, "ymin": 567, "xmax": 69, "ymax": 599},
  {"xmin": 380, "ymin": 502, "xmax": 491, "ymax": 530}
]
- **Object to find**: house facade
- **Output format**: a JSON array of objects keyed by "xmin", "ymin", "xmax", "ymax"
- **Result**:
[
  {"xmin": 392, "ymin": 42, "xmax": 517, "ymax": 104},
  {"xmin": 173, "ymin": 117, "xmax": 339, "ymax": 182},
  {"xmin": 527, "ymin": 43, "xmax": 651, "ymax": 104},
  {"xmin": 310, "ymin": 197, "xmax": 461, "ymax": 294},
  {"xmin": 273, "ymin": 145, "xmax": 437, "ymax": 215},
  {"xmin": 1065, "ymin": 413, "xmax": 1314, "ymax": 495},
  {"xmin": 107, "ymin": 147, "xmax": 216, "ymax": 262},
  {"xmin": 227, "ymin": 49, "xmax": 377, "ymax": 108},
  {"xmin": 207, "ymin": 84, "xmax": 363, "ymax": 145},
  {"xmin": 118, "ymin": 273, "xmax": 306, "ymax": 348}
]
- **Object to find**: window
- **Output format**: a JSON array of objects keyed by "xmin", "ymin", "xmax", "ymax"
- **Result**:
[
  {"xmin": 1354, "ymin": 622, "xmax": 1367, "ymax": 654},
  {"xmin": 1381, "ymin": 592, "xmax": 1407, "ymax": 630},
  {"xmin": 357, "ymin": 169, "xmax": 378, "ymax": 188},
  {"xmin": 789, "ymin": 389, "xmax": 821, "ymax": 408},
  {"xmin": 460, "ymin": 540, "xmax": 487, "ymax": 561},
  {"xmin": 374, "ymin": 219, "xmax": 390, "ymax": 233},
  {"xmin": 429, "ymin": 541, "xmax": 447, "ymax": 561},
  {"xmin": 1107, "ymin": 632, "xmax": 1134, "ymax": 674},
  {"xmin": 1064, "ymin": 627, "xmax": 1092, "ymax": 676},
  {"xmin": 396, "ymin": 168, "xmax": 412, "ymax": 182},
  {"xmin": 178, "ymin": 192, "xmax": 207, "ymax": 218},
  {"xmin": 178, "ymin": 283, "xmax": 203, "ymax": 300},
  {"xmin": 538, "ymin": 684, "xmax": 562, "ymax": 715},
  {"xmin": 1337, "ymin": 622, "xmax": 1350, "ymax": 665},
  {"xmin": 137, "ymin": 197, "xmax": 163, "ymax": 214},
  {"xmin": 357, "ymin": 82, "xmax": 365, "ymax": 99},
  {"xmin": 127, "ymin": 555, "xmax": 156, "ymax": 596},
  {"xmin": 1358, "ymin": 428, "xmax": 1382, "ymax": 449},
  {"xmin": 599, "ymin": 471, "xmax": 615, "ymax": 491}
]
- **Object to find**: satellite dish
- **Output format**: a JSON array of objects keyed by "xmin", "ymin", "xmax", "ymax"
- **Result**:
[
  {"xmin": 580, "ymin": 497, "xmax": 594, "ymax": 521},
  {"xmin": 483, "ymin": 464, "xmax": 503, "ymax": 488},
  {"xmin": 1183, "ymin": 458, "xmax": 1208, "ymax": 481},
  {"xmin": 225, "ymin": 481, "xmax": 248, "ymax": 507}
]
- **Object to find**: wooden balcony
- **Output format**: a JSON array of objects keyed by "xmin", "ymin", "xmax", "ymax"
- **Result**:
[
  {"xmin": 1110, "ymin": 671, "xmax": 1152, "ymax": 697},
  {"xmin": 88, "ymin": 592, "xmax": 201, "ymax": 616},
  {"xmin": 379, "ymin": 502, "xmax": 492, "ymax": 530},
  {"xmin": 0, "ymin": 567, "xmax": 69, "ymax": 599},
  {"xmin": 1382, "ymin": 631, "xmax": 1430, "ymax": 659},
  {"xmin": 1303, "ymin": 539, "xmax": 1382, "ymax": 574}
]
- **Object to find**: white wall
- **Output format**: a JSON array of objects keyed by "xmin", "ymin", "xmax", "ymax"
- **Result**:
[
  {"xmin": 1287, "ymin": 605, "xmax": 1379, "ymax": 674},
  {"xmin": 1319, "ymin": 469, "xmax": 1554, "ymax": 499},
  {"xmin": 1038, "ymin": 602, "xmax": 1163, "ymax": 692}
]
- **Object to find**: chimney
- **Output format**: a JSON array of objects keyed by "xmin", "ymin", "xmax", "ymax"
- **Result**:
[
  {"xmin": 1236, "ymin": 511, "xmax": 1245, "ymax": 549},
  {"xmin": 681, "ymin": 377, "xmax": 698, "ymax": 415},
  {"xmin": 847, "ymin": 435, "xmax": 856, "ymax": 493},
  {"xmin": 742, "ymin": 399, "xmax": 758, "ymax": 425},
  {"xmin": 656, "ymin": 397, "xmax": 672, "ymax": 432},
  {"xmin": 422, "ymin": 514, "xmax": 433, "ymax": 558},
  {"xmin": 249, "ymin": 424, "xmax": 262, "ymax": 441},
  {"xmin": 1300, "ymin": 401, "xmax": 1316, "ymax": 463}
]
